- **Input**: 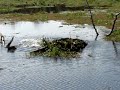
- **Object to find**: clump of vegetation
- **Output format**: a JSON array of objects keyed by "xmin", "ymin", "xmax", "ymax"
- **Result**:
[
  {"xmin": 105, "ymin": 30, "xmax": 120, "ymax": 42},
  {"xmin": 30, "ymin": 38, "xmax": 87, "ymax": 58}
]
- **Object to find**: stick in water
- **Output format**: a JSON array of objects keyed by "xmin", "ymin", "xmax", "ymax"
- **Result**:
[{"xmin": 85, "ymin": 0, "xmax": 99, "ymax": 36}]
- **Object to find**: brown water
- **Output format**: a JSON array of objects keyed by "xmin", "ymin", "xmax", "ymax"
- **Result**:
[{"xmin": 0, "ymin": 20, "xmax": 120, "ymax": 90}]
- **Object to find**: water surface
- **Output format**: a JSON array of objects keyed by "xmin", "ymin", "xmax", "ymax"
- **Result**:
[{"xmin": 0, "ymin": 20, "xmax": 120, "ymax": 90}]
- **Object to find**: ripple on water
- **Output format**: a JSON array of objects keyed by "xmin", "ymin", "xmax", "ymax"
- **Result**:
[{"xmin": 0, "ymin": 20, "xmax": 120, "ymax": 90}]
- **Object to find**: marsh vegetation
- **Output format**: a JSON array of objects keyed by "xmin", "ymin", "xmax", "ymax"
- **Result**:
[{"xmin": 30, "ymin": 38, "xmax": 87, "ymax": 58}]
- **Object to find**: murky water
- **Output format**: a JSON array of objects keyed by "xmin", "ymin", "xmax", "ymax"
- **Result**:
[{"xmin": 0, "ymin": 20, "xmax": 120, "ymax": 90}]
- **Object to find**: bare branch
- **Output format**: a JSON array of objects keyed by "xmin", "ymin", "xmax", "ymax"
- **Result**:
[
  {"xmin": 85, "ymin": 0, "xmax": 99, "ymax": 36},
  {"xmin": 107, "ymin": 12, "xmax": 120, "ymax": 36},
  {"xmin": 6, "ymin": 36, "xmax": 14, "ymax": 48}
]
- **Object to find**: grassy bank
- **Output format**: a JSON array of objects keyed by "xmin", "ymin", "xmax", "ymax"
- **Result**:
[
  {"xmin": 0, "ymin": 11, "xmax": 120, "ymax": 30},
  {"xmin": 0, "ymin": 0, "xmax": 120, "ymax": 7},
  {"xmin": 106, "ymin": 30, "xmax": 120, "ymax": 42},
  {"xmin": 0, "ymin": 0, "xmax": 120, "ymax": 14}
]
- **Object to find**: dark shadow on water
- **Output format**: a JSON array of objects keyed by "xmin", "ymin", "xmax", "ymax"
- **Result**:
[
  {"xmin": 95, "ymin": 35, "xmax": 98, "ymax": 41},
  {"xmin": 112, "ymin": 41, "xmax": 118, "ymax": 57}
]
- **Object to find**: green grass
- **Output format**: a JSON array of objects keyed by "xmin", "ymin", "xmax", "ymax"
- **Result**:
[
  {"xmin": 1, "ymin": 11, "xmax": 120, "ymax": 30},
  {"xmin": 30, "ymin": 38, "xmax": 81, "ymax": 58},
  {"xmin": 42, "ymin": 46, "xmax": 79, "ymax": 58},
  {"xmin": 105, "ymin": 30, "xmax": 120, "ymax": 42},
  {"xmin": 0, "ymin": 0, "xmax": 120, "ymax": 7},
  {"xmin": 0, "ymin": 0, "xmax": 119, "ymax": 15}
]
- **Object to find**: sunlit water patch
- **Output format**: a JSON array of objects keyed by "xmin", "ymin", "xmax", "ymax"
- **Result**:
[
  {"xmin": 0, "ymin": 20, "xmax": 109, "ymax": 49},
  {"xmin": 0, "ymin": 20, "xmax": 109, "ymax": 39}
]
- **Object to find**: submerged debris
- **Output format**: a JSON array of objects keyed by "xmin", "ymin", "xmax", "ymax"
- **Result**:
[
  {"xmin": 30, "ymin": 38, "xmax": 87, "ymax": 58},
  {"xmin": 6, "ymin": 37, "xmax": 17, "ymax": 53}
]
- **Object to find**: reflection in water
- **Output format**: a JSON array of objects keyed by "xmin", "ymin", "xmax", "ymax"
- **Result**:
[
  {"xmin": 0, "ymin": 21, "xmax": 120, "ymax": 90},
  {"xmin": 112, "ymin": 41, "xmax": 118, "ymax": 56},
  {"xmin": 95, "ymin": 35, "xmax": 98, "ymax": 41}
]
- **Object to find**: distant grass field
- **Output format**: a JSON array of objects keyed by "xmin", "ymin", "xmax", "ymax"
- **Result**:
[
  {"xmin": 0, "ymin": 0, "xmax": 119, "ymax": 14},
  {"xmin": 0, "ymin": 0, "xmax": 120, "ymax": 7}
]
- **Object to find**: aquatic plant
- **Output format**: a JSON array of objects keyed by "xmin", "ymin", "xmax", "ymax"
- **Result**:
[{"xmin": 30, "ymin": 38, "xmax": 87, "ymax": 58}]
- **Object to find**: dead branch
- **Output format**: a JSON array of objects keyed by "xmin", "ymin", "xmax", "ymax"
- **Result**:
[
  {"xmin": 107, "ymin": 12, "xmax": 120, "ymax": 36},
  {"xmin": 85, "ymin": 0, "xmax": 99, "ymax": 36}
]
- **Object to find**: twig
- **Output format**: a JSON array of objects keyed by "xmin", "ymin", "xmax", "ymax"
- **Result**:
[
  {"xmin": 85, "ymin": 0, "xmax": 99, "ymax": 36},
  {"xmin": 107, "ymin": 12, "xmax": 120, "ymax": 36}
]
